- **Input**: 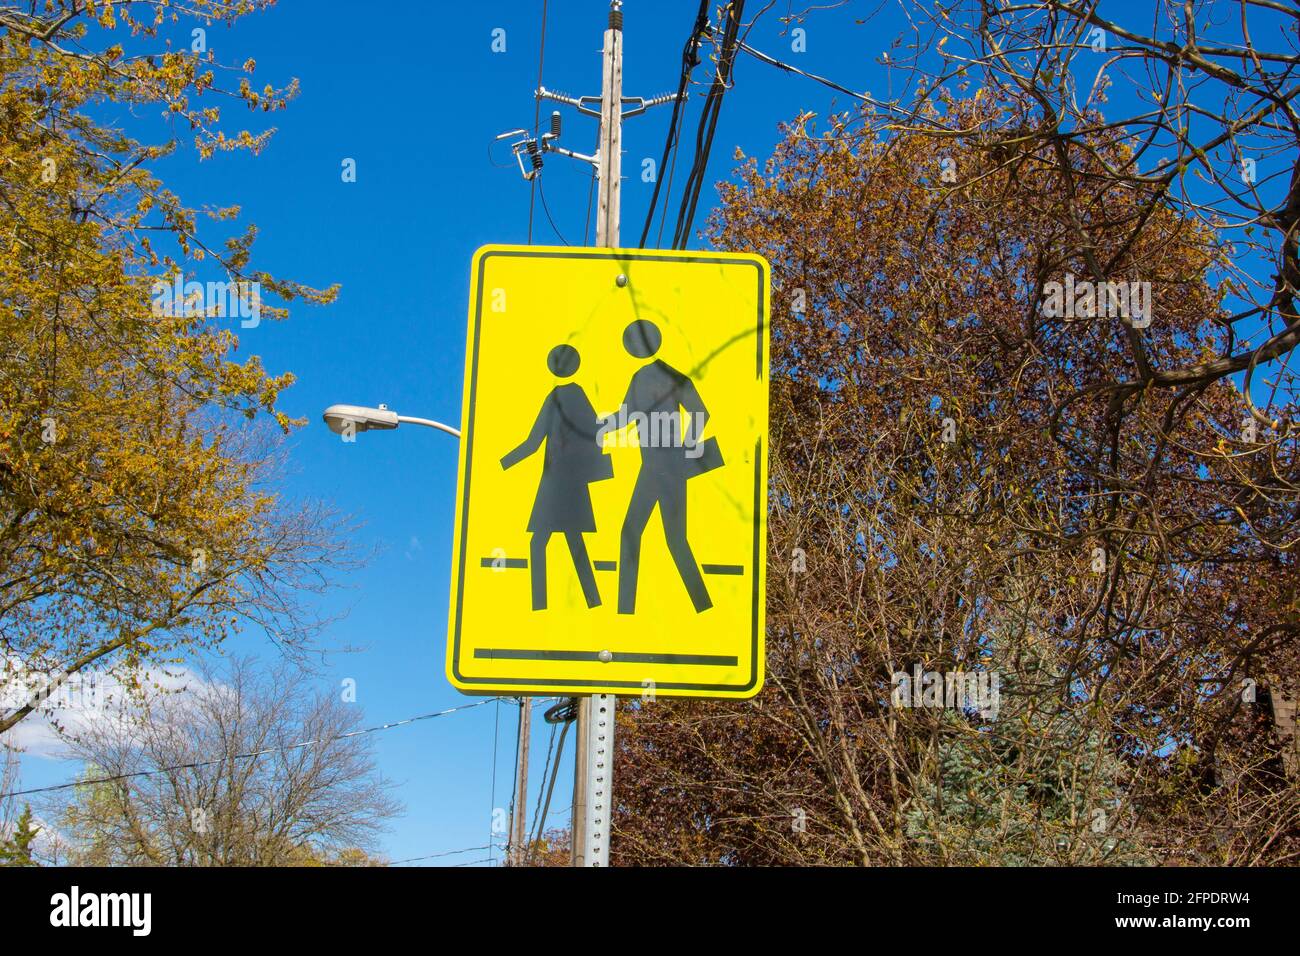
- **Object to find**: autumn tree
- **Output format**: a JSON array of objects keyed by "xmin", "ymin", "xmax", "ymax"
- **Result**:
[
  {"xmin": 0, "ymin": 1, "xmax": 349, "ymax": 735},
  {"xmin": 883, "ymin": 0, "xmax": 1300, "ymax": 836},
  {"xmin": 611, "ymin": 91, "xmax": 1300, "ymax": 865},
  {"xmin": 522, "ymin": 827, "xmax": 572, "ymax": 868},
  {"xmin": 888, "ymin": 0, "xmax": 1300, "ymax": 405}
]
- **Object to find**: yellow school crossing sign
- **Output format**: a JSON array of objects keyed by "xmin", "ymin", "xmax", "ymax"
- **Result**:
[{"xmin": 445, "ymin": 245, "xmax": 770, "ymax": 698}]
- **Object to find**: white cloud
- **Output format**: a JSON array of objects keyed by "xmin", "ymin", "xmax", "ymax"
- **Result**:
[{"xmin": 1, "ymin": 662, "xmax": 213, "ymax": 761}]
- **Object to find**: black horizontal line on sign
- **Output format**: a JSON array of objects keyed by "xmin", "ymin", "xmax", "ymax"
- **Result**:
[
  {"xmin": 474, "ymin": 649, "xmax": 739, "ymax": 666},
  {"xmin": 479, "ymin": 559, "xmax": 741, "ymax": 574}
]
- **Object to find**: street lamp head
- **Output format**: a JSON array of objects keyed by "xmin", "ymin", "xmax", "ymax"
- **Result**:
[{"xmin": 321, "ymin": 403, "xmax": 400, "ymax": 435}]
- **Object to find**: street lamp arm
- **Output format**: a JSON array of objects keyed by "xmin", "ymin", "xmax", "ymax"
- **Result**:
[
  {"xmin": 396, "ymin": 415, "xmax": 461, "ymax": 438},
  {"xmin": 321, "ymin": 403, "xmax": 461, "ymax": 439}
]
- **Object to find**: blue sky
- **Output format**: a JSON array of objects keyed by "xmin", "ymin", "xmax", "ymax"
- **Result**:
[
  {"xmin": 12, "ymin": 0, "xmax": 1285, "ymax": 865},
  {"xmin": 13, "ymin": 0, "xmax": 887, "ymax": 864}
]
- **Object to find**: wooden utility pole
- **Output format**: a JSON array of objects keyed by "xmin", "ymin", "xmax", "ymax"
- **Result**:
[
  {"xmin": 595, "ymin": 1, "xmax": 623, "ymax": 249},
  {"xmin": 571, "ymin": 0, "xmax": 623, "ymax": 869},
  {"xmin": 509, "ymin": 700, "xmax": 531, "ymax": 865}
]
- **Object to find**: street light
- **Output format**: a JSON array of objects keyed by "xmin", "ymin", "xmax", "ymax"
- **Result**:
[
  {"xmin": 321, "ymin": 403, "xmax": 460, "ymax": 438},
  {"xmin": 320, "ymin": 398, "xmax": 514, "ymax": 850}
]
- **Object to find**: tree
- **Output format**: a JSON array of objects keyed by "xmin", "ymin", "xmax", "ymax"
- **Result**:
[
  {"xmin": 901, "ymin": 659, "xmax": 1150, "ymax": 866},
  {"xmin": 522, "ymin": 828, "xmax": 572, "ymax": 868},
  {"xmin": 0, "ymin": 804, "xmax": 39, "ymax": 866},
  {"xmin": 52, "ymin": 658, "xmax": 401, "ymax": 866},
  {"xmin": 0, "ymin": 2, "xmax": 349, "ymax": 736},
  {"xmin": 610, "ymin": 92, "xmax": 1300, "ymax": 865},
  {"xmin": 880, "ymin": 0, "xmax": 1300, "ymax": 792},
  {"xmin": 889, "ymin": 0, "xmax": 1300, "ymax": 400}
]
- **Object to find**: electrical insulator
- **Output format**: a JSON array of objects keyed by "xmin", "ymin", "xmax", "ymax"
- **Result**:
[
  {"xmin": 550, "ymin": 111, "xmax": 562, "ymax": 138},
  {"xmin": 525, "ymin": 140, "xmax": 543, "ymax": 171}
]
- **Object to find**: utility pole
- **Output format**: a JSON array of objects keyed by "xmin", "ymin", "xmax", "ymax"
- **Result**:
[
  {"xmin": 595, "ymin": 1, "xmax": 623, "ymax": 251},
  {"xmin": 493, "ymin": 0, "xmax": 678, "ymax": 868},
  {"xmin": 508, "ymin": 699, "xmax": 531, "ymax": 865},
  {"xmin": 572, "ymin": 0, "xmax": 623, "ymax": 869}
]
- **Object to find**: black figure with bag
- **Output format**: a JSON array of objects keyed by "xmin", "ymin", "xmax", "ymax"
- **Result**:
[
  {"xmin": 501, "ymin": 344, "xmax": 613, "ymax": 611},
  {"xmin": 605, "ymin": 319, "xmax": 723, "ymax": 615}
]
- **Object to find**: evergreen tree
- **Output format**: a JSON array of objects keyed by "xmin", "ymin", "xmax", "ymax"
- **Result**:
[
  {"xmin": 0, "ymin": 805, "xmax": 40, "ymax": 867},
  {"xmin": 903, "ymin": 657, "xmax": 1151, "ymax": 865}
]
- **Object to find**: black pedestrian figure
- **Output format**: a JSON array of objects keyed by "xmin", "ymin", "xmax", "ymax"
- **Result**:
[
  {"xmin": 606, "ymin": 319, "xmax": 723, "ymax": 615},
  {"xmin": 501, "ymin": 344, "xmax": 612, "ymax": 611}
]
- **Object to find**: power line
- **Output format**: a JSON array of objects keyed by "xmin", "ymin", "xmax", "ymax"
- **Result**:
[
  {"xmin": 730, "ymin": 35, "xmax": 939, "ymax": 126},
  {"xmin": 506, "ymin": 696, "xmax": 523, "ymax": 865},
  {"xmin": 526, "ymin": 719, "xmax": 558, "ymax": 846},
  {"xmin": 537, "ymin": 176, "xmax": 570, "ymax": 245},
  {"xmin": 583, "ymin": 167, "xmax": 596, "ymax": 245},
  {"xmin": 735, "ymin": 36, "xmax": 874, "ymax": 104},
  {"xmin": 646, "ymin": 2, "xmax": 929, "ymax": 251},
  {"xmin": 525, "ymin": 716, "xmax": 570, "ymax": 866},
  {"xmin": 1, "ymin": 697, "xmax": 501, "ymax": 800},
  {"xmin": 526, "ymin": 0, "xmax": 550, "ymax": 244},
  {"xmin": 656, "ymin": 109, "xmax": 686, "ymax": 248},
  {"xmin": 670, "ymin": 0, "xmax": 746, "ymax": 250},
  {"xmin": 639, "ymin": 0, "xmax": 710, "ymax": 248},
  {"xmin": 385, "ymin": 844, "xmax": 494, "ymax": 867}
]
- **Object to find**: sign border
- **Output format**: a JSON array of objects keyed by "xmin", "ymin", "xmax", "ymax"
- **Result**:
[{"xmin": 446, "ymin": 246, "xmax": 769, "ymax": 697}]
